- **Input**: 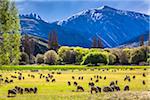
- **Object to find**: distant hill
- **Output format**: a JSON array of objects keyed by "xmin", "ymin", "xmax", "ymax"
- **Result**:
[{"xmin": 20, "ymin": 6, "xmax": 149, "ymax": 48}]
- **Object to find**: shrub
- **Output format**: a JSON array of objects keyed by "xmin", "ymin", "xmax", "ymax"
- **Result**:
[
  {"xmin": 29, "ymin": 55, "xmax": 36, "ymax": 64},
  {"xmin": 19, "ymin": 52, "xmax": 29, "ymax": 65},
  {"xmin": 147, "ymin": 53, "xmax": 150, "ymax": 63},
  {"xmin": 139, "ymin": 46, "xmax": 149, "ymax": 61},
  {"xmin": 108, "ymin": 53, "xmax": 117, "ymax": 65},
  {"xmin": 110, "ymin": 49, "xmax": 120, "ymax": 64},
  {"xmin": 36, "ymin": 54, "xmax": 44, "ymax": 64},
  {"xmin": 73, "ymin": 47, "xmax": 89, "ymax": 64},
  {"xmin": 118, "ymin": 49, "xmax": 129, "ymax": 65},
  {"xmin": 44, "ymin": 50, "xmax": 58, "ymax": 65},
  {"xmin": 81, "ymin": 52, "xmax": 108, "ymax": 65},
  {"xmin": 129, "ymin": 48, "xmax": 145, "ymax": 64},
  {"xmin": 58, "ymin": 46, "xmax": 76, "ymax": 64}
]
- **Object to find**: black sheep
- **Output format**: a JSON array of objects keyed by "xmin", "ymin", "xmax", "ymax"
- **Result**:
[
  {"xmin": 67, "ymin": 81, "xmax": 71, "ymax": 86},
  {"xmin": 8, "ymin": 89, "xmax": 17, "ymax": 97},
  {"xmin": 103, "ymin": 86, "xmax": 113, "ymax": 92},
  {"xmin": 76, "ymin": 86, "xmax": 84, "ymax": 92},
  {"xmin": 124, "ymin": 85, "xmax": 129, "ymax": 91},
  {"xmin": 74, "ymin": 81, "xmax": 78, "ymax": 86}
]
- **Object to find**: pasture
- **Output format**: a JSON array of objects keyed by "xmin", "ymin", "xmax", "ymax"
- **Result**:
[{"xmin": 0, "ymin": 65, "xmax": 149, "ymax": 100}]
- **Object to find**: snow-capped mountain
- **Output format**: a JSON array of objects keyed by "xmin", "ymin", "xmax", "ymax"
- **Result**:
[{"xmin": 20, "ymin": 6, "xmax": 150, "ymax": 48}]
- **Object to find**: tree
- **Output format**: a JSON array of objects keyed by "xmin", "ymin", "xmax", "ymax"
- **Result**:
[
  {"xmin": 97, "ymin": 37, "xmax": 103, "ymax": 48},
  {"xmin": 44, "ymin": 50, "xmax": 58, "ymax": 65},
  {"xmin": 139, "ymin": 35, "xmax": 144, "ymax": 46},
  {"xmin": 36, "ymin": 54, "xmax": 44, "ymax": 64},
  {"xmin": 91, "ymin": 36, "xmax": 103, "ymax": 49},
  {"xmin": 19, "ymin": 52, "xmax": 29, "ymax": 65},
  {"xmin": 81, "ymin": 52, "xmax": 108, "ymax": 65},
  {"xmin": 108, "ymin": 53, "xmax": 116, "ymax": 65},
  {"xmin": 91, "ymin": 36, "xmax": 97, "ymax": 48},
  {"xmin": 0, "ymin": 0, "xmax": 21, "ymax": 65},
  {"xmin": 48, "ymin": 30, "xmax": 59, "ymax": 51},
  {"xmin": 22, "ymin": 34, "xmax": 35, "ymax": 60},
  {"xmin": 118, "ymin": 49, "xmax": 129, "ymax": 65},
  {"xmin": 58, "ymin": 46, "xmax": 76, "ymax": 64},
  {"xmin": 129, "ymin": 48, "xmax": 145, "ymax": 64}
]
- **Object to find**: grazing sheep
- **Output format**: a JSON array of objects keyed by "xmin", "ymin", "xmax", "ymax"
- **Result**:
[
  {"xmin": 95, "ymin": 79, "xmax": 99, "ymax": 83},
  {"xmin": 90, "ymin": 86, "xmax": 98, "ymax": 94},
  {"xmin": 143, "ymin": 80, "xmax": 146, "ymax": 85},
  {"xmin": 89, "ymin": 82, "xmax": 94, "ymax": 87},
  {"xmin": 110, "ymin": 81, "xmax": 115, "ymax": 86},
  {"xmin": 18, "ymin": 76, "xmax": 22, "ymax": 80},
  {"xmin": 76, "ymin": 86, "xmax": 84, "ymax": 92},
  {"xmin": 89, "ymin": 82, "xmax": 95, "ymax": 87},
  {"xmin": 103, "ymin": 86, "xmax": 113, "ymax": 92},
  {"xmin": 51, "ymin": 79, "xmax": 56, "ymax": 82},
  {"xmin": 33, "ymin": 87, "xmax": 38, "ymax": 94},
  {"xmin": 143, "ymin": 73, "xmax": 146, "ymax": 77},
  {"xmin": 124, "ymin": 75, "xmax": 131, "ymax": 82},
  {"xmin": 28, "ymin": 74, "xmax": 30, "ymax": 77},
  {"xmin": 74, "ymin": 81, "xmax": 78, "ymax": 86},
  {"xmin": 15, "ymin": 86, "xmax": 23, "ymax": 94},
  {"xmin": 133, "ymin": 76, "xmax": 136, "ymax": 79},
  {"xmin": 99, "ymin": 76, "xmax": 102, "ymax": 79},
  {"xmin": 29, "ymin": 88, "xmax": 34, "ymax": 93},
  {"xmin": 40, "ymin": 74, "xmax": 42, "ymax": 79},
  {"xmin": 57, "ymin": 72, "xmax": 61, "ymax": 74},
  {"xmin": 31, "ymin": 75, "xmax": 35, "ymax": 78},
  {"xmin": 0, "ymin": 78, "xmax": 3, "ymax": 82},
  {"xmin": 78, "ymin": 77, "xmax": 80, "ymax": 80},
  {"xmin": 8, "ymin": 89, "xmax": 17, "ymax": 97},
  {"xmin": 20, "ymin": 88, "xmax": 24, "ymax": 94},
  {"xmin": 9, "ymin": 80, "xmax": 13, "ymax": 83},
  {"xmin": 96, "ymin": 86, "xmax": 101, "ymax": 92},
  {"xmin": 81, "ymin": 76, "xmax": 83, "ymax": 80},
  {"xmin": 91, "ymin": 78, "xmax": 93, "ymax": 81},
  {"xmin": 115, "ymin": 80, "xmax": 118, "ymax": 85},
  {"xmin": 124, "ymin": 85, "xmax": 129, "ymax": 91},
  {"xmin": 11, "ymin": 75, "xmax": 17, "ymax": 79},
  {"xmin": 113, "ymin": 85, "xmax": 120, "ymax": 91},
  {"xmin": 96, "ymin": 75, "xmax": 99, "ymax": 79},
  {"xmin": 5, "ymin": 79, "xmax": 9, "ymax": 84},
  {"xmin": 46, "ymin": 78, "xmax": 50, "ymax": 82},
  {"xmin": 67, "ymin": 81, "xmax": 71, "ymax": 86},
  {"xmin": 72, "ymin": 76, "xmax": 75, "ymax": 80},
  {"xmin": 24, "ymin": 88, "xmax": 30, "ymax": 93},
  {"xmin": 104, "ymin": 76, "xmax": 106, "ymax": 80},
  {"xmin": 128, "ymin": 78, "xmax": 131, "ymax": 82}
]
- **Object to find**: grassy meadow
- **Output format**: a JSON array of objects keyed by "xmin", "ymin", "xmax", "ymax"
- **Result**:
[{"xmin": 0, "ymin": 65, "xmax": 150, "ymax": 100}]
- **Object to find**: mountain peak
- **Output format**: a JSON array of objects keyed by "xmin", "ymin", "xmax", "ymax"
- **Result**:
[
  {"xmin": 20, "ymin": 13, "xmax": 42, "ymax": 21},
  {"xmin": 97, "ymin": 5, "xmax": 116, "ymax": 11}
]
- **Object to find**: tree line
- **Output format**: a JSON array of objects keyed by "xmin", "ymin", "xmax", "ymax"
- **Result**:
[{"xmin": 20, "ymin": 46, "xmax": 150, "ymax": 66}]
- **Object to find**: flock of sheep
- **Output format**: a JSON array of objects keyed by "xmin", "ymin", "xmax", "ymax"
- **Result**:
[{"xmin": 0, "ymin": 68, "xmax": 148, "ymax": 98}]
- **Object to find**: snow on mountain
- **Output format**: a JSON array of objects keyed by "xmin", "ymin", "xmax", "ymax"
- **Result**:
[{"xmin": 20, "ymin": 6, "xmax": 150, "ymax": 48}]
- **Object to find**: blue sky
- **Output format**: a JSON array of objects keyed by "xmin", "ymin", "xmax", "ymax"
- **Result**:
[{"xmin": 15, "ymin": 0, "xmax": 150, "ymax": 22}]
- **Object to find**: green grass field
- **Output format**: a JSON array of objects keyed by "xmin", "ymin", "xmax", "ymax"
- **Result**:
[
  {"xmin": 0, "ymin": 65, "xmax": 150, "ymax": 100},
  {"xmin": 0, "ymin": 65, "xmax": 150, "ymax": 70}
]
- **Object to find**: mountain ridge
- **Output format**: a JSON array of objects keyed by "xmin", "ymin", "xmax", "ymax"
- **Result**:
[{"xmin": 20, "ymin": 6, "xmax": 150, "ymax": 48}]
